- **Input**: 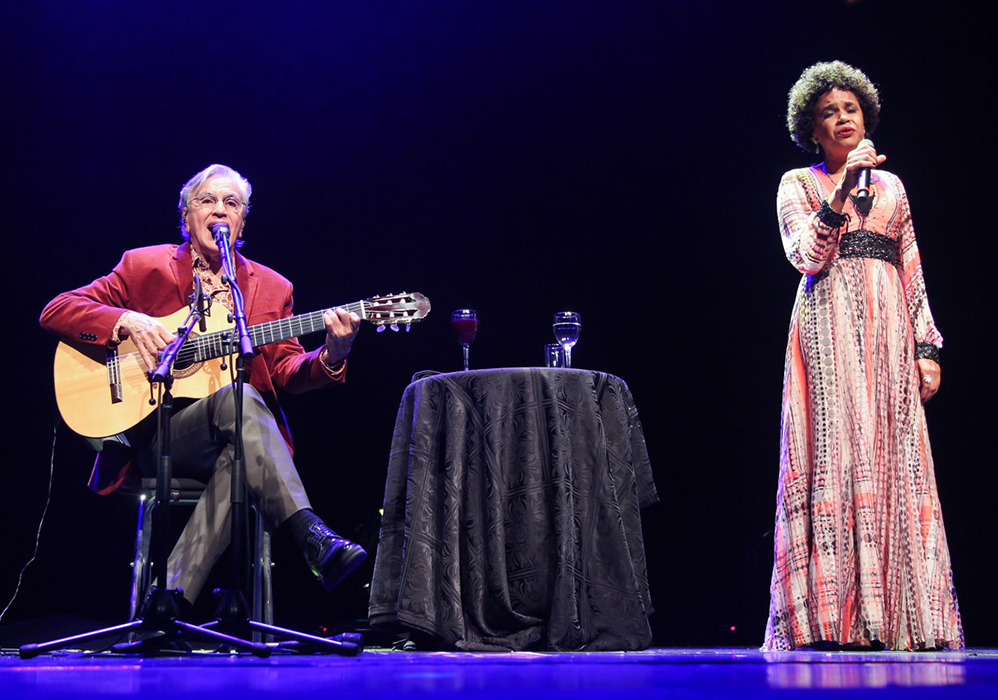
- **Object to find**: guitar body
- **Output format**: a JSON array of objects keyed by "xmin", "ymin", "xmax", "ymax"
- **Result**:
[
  {"xmin": 51, "ymin": 291, "xmax": 430, "ymax": 439},
  {"xmin": 54, "ymin": 308, "xmax": 235, "ymax": 438}
]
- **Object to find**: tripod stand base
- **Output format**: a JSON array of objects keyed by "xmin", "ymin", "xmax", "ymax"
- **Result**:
[
  {"xmin": 19, "ymin": 588, "xmax": 270, "ymax": 659},
  {"xmin": 202, "ymin": 588, "xmax": 362, "ymax": 656}
]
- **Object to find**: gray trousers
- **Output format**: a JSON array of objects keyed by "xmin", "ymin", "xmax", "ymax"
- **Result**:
[{"xmin": 140, "ymin": 384, "xmax": 311, "ymax": 602}]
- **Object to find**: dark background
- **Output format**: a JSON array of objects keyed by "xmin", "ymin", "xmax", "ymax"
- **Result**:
[{"xmin": 1, "ymin": 0, "xmax": 993, "ymax": 647}]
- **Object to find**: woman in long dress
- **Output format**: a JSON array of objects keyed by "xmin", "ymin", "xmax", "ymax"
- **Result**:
[{"xmin": 762, "ymin": 61, "xmax": 963, "ymax": 651}]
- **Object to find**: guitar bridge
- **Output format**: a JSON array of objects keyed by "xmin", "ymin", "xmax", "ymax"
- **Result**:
[{"xmin": 107, "ymin": 347, "xmax": 123, "ymax": 404}]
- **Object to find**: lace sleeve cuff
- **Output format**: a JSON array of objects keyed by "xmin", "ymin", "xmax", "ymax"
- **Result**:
[
  {"xmin": 110, "ymin": 311, "xmax": 129, "ymax": 345},
  {"xmin": 817, "ymin": 201, "xmax": 847, "ymax": 229},
  {"xmin": 915, "ymin": 342, "xmax": 941, "ymax": 364}
]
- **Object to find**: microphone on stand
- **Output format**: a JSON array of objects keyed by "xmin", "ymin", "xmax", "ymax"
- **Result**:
[
  {"xmin": 210, "ymin": 222, "xmax": 230, "ymax": 245},
  {"xmin": 207, "ymin": 221, "xmax": 254, "ymax": 357},
  {"xmin": 209, "ymin": 222, "xmax": 233, "ymax": 286},
  {"xmin": 856, "ymin": 138, "xmax": 875, "ymax": 204},
  {"xmin": 194, "ymin": 274, "xmax": 208, "ymax": 332}
]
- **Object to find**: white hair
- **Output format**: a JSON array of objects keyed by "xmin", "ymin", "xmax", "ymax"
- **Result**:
[{"xmin": 178, "ymin": 164, "xmax": 252, "ymax": 244}]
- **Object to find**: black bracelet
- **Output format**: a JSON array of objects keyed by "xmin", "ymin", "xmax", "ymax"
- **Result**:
[
  {"xmin": 817, "ymin": 201, "xmax": 847, "ymax": 229},
  {"xmin": 915, "ymin": 342, "xmax": 941, "ymax": 364}
]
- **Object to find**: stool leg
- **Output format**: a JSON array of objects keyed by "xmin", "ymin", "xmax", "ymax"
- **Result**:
[
  {"xmin": 251, "ymin": 503, "xmax": 263, "ymax": 624},
  {"xmin": 250, "ymin": 504, "xmax": 274, "ymax": 643},
  {"xmin": 130, "ymin": 495, "xmax": 155, "ymax": 621},
  {"xmin": 262, "ymin": 529, "xmax": 273, "ymax": 626}
]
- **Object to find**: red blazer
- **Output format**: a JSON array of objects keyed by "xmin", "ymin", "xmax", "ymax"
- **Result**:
[{"xmin": 40, "ymin": 242, "xmax": 344, "ymax": 492}]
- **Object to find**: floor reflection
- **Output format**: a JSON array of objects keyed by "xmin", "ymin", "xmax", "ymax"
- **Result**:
[
  {"xmin": 767, "ymin": 659, "xmax": 967, "ymax": 689},
  {"xmin": 1, "ymin": 647, "xmax": 996, "ymax": 700}
]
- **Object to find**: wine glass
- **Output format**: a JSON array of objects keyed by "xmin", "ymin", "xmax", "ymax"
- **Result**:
[
  {"xmin": 451, "ymin": 309, "xmax": 478, "ymax": 371},
  {"xmin": 552, "ymin": 311, "xmax": 581, "ymax": 368}
]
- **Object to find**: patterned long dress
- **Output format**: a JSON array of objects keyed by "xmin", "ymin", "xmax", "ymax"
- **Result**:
[{"xmin": 762, "ymin": 165, "xmax": 964, "ymax": 651}]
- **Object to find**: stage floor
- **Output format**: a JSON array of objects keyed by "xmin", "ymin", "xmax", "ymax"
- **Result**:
[{"xmin": 2, "ymin": 647, "xmax": 997, "ymax": 699}]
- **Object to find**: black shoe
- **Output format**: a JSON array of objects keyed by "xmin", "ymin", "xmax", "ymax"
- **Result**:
[{"xmin": 303, "ymin": 521, "xmax": 368, "ymax": 591}]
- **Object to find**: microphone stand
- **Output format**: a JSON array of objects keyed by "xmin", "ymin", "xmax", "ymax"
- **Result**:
[
  {"xmin": 200, "ymin": 226, "xmax": 360, "ymax": 655},
  {"xmin": 20, "ymin": 294, "xmax": 269, "ymax": 659}
]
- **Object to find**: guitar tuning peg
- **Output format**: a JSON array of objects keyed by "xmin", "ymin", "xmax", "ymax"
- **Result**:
[
  {"xmin": 405, "ymin": 323, "xmax": 411, "ymax": 332},
  {"xmin": 390, "ymin": 323, "xmax": 399, "ymax": 332},
  {"xmin": 376, "ymin": 325, "xmax": 386, "ymax": 333}
]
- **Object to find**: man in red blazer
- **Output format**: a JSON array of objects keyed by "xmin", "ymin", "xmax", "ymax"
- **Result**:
[{"xmin": 40, "ymin": 163, "xmax": 366, "ymax": 607}]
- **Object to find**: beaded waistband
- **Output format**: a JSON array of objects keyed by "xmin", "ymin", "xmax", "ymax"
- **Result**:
[{"xmin": 837, "ymin": 230, "xmax": 900, "ymax": 266}]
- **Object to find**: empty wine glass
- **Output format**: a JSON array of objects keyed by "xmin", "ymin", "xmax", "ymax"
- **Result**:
[
  {"xmin": 552, "ymin": 311, "xmax": 581, "ymax": 368},
  {"xmin": 451, "ymin": 309, "xmax": 478, "ymax": 371}
]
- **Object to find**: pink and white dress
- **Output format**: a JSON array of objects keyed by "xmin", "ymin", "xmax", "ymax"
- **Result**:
[{"xmin": 762, "ymin": 165, "xmax": 964, "ymax": 651}]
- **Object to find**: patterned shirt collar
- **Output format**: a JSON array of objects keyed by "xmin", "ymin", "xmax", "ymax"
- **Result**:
[{"xmin": 191, "ymin": 249, "xmax": 233, "ymax": 314}]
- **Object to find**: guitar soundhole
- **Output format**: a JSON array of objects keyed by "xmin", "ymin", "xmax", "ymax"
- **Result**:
[
  {"xmin": 172, "ymin": 332, "xmax": 204, "ymax": 379},
  {"xmin": 173, "ymin": 357, "xmax": 204, "ymax": 379}
]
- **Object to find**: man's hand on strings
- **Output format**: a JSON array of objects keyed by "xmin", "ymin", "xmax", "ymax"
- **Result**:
[
  {"xmin": 322, "ymin": 307, "xmax": 361, "ymax": 366},
  {"xmin": 119, "ymin": 311, "xmax": 176, "ymax": 371}
]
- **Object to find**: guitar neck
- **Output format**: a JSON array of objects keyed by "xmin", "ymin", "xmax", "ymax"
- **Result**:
[{"xmin": 181, "ymin": 300, "xmax": 366, "ymax": 363}]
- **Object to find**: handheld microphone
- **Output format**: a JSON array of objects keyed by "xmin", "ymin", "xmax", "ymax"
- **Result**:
[
  {"xmin": 856, "ymin": 138, "xmax": 874, "ymax": 203},
  {"xmin": 209, "ymin": 222, "xmax": 230, "ymax": 244}
]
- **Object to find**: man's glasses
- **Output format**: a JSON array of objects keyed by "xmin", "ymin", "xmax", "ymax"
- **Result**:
[{"xmin": 190, "ymin": 193, "xmax": 245, "ymax": 212}]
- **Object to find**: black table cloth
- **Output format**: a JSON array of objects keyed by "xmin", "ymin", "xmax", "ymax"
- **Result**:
[{"xmin": 368, "ymin": 368, "xmax": 658, "ymax": 651}]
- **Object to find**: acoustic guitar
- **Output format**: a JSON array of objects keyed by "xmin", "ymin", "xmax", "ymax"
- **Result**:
[{"xmin": 53, "ymin": 292, "xmax": 431, "ymax": 438}]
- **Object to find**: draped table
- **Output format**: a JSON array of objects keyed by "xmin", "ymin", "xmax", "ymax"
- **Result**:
[{"xmin": 368, "ymin": 368, "xmax": 659, "ymax": 651}]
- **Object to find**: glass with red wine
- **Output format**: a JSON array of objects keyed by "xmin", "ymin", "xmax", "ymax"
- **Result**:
[{"xmin": 451, "ymin": 309, "xmax": 478, "ymax": 371}]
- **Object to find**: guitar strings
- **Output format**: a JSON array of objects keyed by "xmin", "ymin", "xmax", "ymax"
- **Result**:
[
  {"xmin": 104, "ymin": 298, "xmax": 417, "ymax": 376},
  {"xmin": 107, "ymin": 336, "xmax": 231, "ymax": 376}
]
